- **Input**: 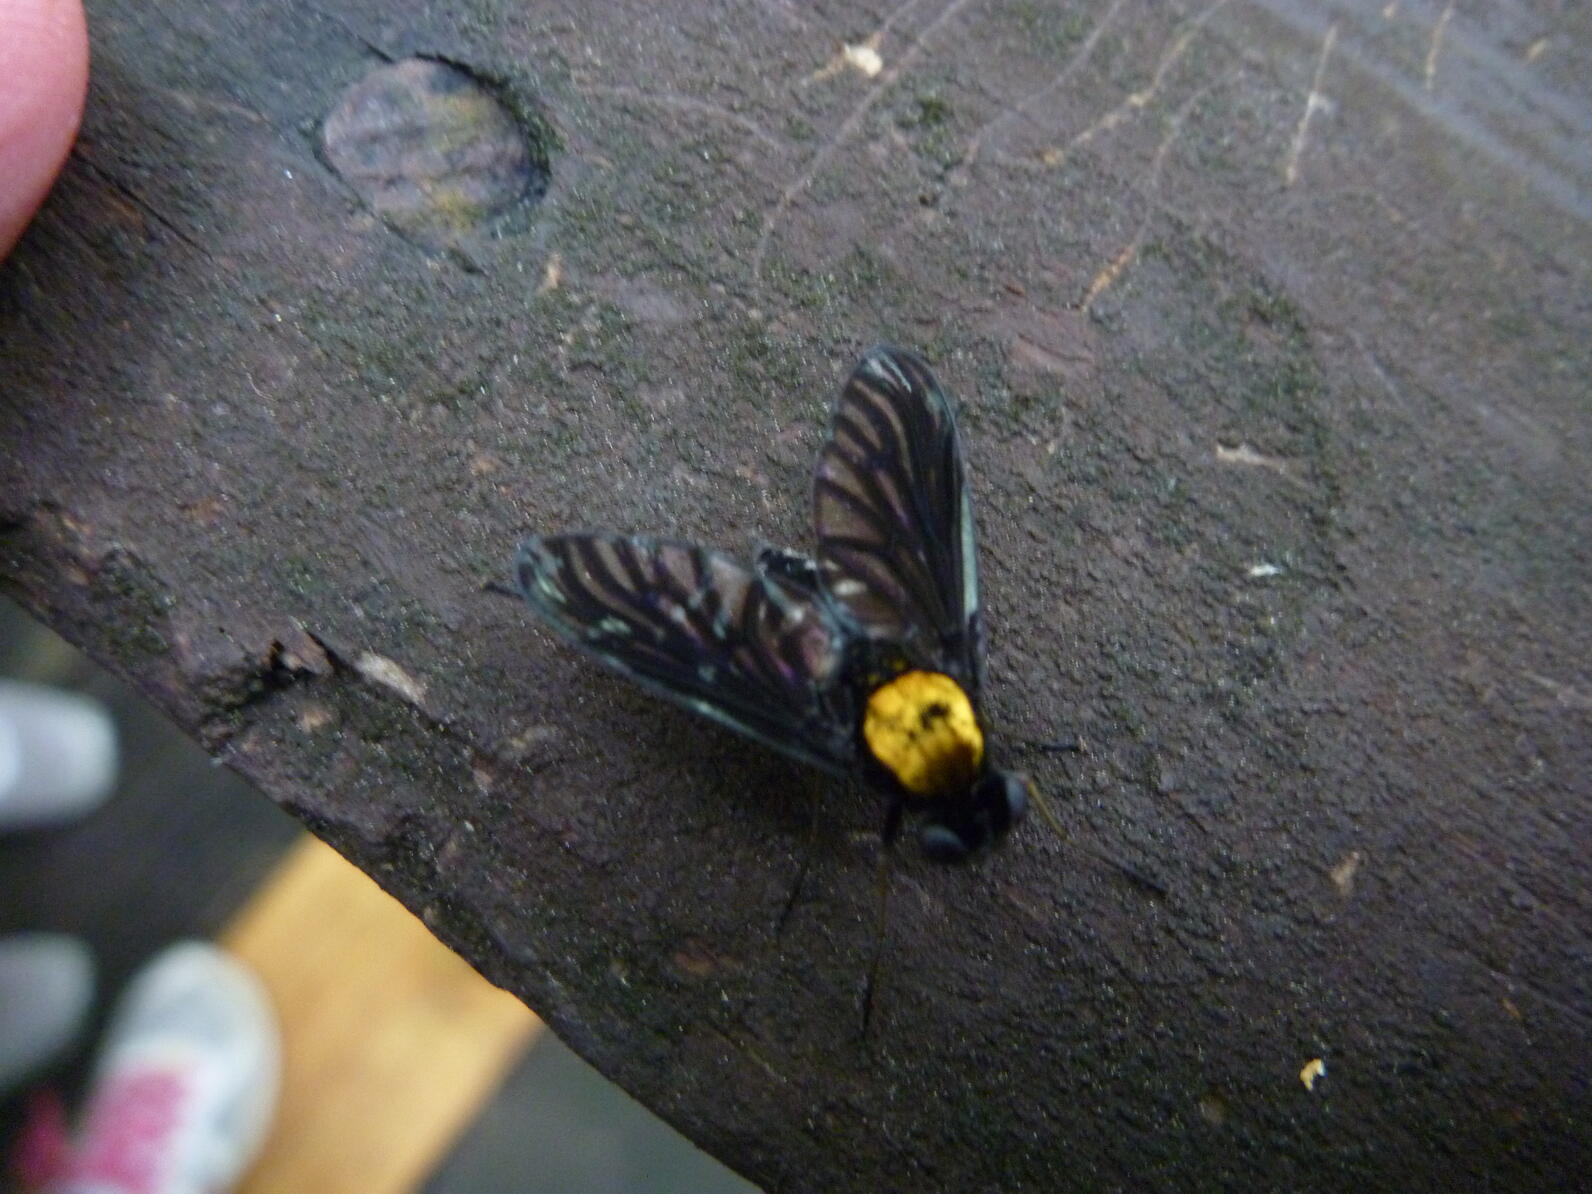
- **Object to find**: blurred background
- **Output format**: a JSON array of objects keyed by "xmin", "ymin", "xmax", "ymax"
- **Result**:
[{"xmin": 0, "ymin": 594, "xmax": 755, "ymax": 1193}]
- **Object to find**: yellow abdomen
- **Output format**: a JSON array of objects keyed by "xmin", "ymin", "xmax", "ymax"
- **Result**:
[{"xmin": 862, "ymin": 671, "xmax": 984, "ymax": 799}]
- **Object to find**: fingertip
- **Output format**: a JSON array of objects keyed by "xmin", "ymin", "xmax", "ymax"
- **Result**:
[{"xmin": 0, "ymin": 0, "xmax": 89, "ymax": 258}]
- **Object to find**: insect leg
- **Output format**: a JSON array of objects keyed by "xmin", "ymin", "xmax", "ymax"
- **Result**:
[
  {"xmin": 481, "ymin": 579, "xmax": 522, "ymax": 601},
  {"xmin": 776, "ymin": 776, "xmax": 826, "ymax": 933},
  {"xmin": 859, "ymin": 796, "xmax": 904, "ymax": 1036}
]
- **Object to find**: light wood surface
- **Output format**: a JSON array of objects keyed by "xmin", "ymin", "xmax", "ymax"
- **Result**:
[{"xmin": 223, "ymin": 835, "xmax": 542, "ymax": 1194}]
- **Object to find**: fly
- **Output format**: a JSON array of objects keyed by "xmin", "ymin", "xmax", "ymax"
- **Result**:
[{"xmin": 512, "ymin": 345, "xmax": 1049, "ymax": 862}]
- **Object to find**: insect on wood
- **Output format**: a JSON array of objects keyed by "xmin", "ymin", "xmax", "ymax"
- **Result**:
[{"xmin": 513, "ymin": 346, "xmax": 1042, "ymax": 863}]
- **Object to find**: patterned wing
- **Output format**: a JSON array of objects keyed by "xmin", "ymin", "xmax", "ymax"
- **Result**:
[
  {"xmin": 813, "ymin": 346, "xmax": 983, "ymax": 689},
  {"xmin": 514, "ymin": 534, "xmax": 858, "ymax": 774}
]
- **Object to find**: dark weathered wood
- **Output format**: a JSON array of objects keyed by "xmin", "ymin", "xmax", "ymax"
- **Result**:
[{"xmin": 3, "ymin": 2, "xmax": 1587, "ymax": 1189}]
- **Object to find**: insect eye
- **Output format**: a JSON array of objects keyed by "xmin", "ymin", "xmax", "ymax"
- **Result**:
[
  {"xmin": 998, "ymin": 772, "xmax": 1031, "ymax": 825},
  {"xmin": 972, "ymin": 771, "xmax": 1029, "ymax": 835},
  {"xmin": 918, "ymin": 823, "xmax": 972, "ymax": 864}
]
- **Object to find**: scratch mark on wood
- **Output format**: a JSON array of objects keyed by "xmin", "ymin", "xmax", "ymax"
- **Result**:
[
  {"xmin": 1425, "ymin": 1, "xmax": 1455, "ymax": 91},
  {"xmin": 299, "ymin": 0, "xmax": 395, "ymax": 62},
  {"xmin": 1214, "ymin": 442, "xmax": 1299, "ymax": 476},
  {"xmin": 1046, "ymin": 0, "xmax": 1230, "ymax": 170},
  {"xmin": 578, "ymin": 83, "xmax": 783, "ymax": 150},
  {"xmin": 1351, "ymin": 332, "xmax": 1411, "ymax": 412},
  {"xmin": 1283, "ymin": 23, "xmax": 1338, "ymax": 186},
  {"xmin": 844, "ymin": 40, "xmax": 885, "ymax": 78},
  {"xmin": 150, "ymin": 83, "xmax": 271, "ymax": 127},
  {"xmin": 355, "ymin": 652, "xmax": 429, "ymax": 707},
  {"xmin": 751, "ymin": 0, "xmax": 973, "ymax": 285},
  {"xmin": 753, "ymin": 0, "xmax": 816, "ymax": 32},
  {"xmin": 807, "ymin": 33, "xmax": 890, "ymax": 85},
  {"xmin": 1330, "ymin": 849, "xmax": 1364, "ymax": 897},
  {"xmin": 73, "ymin": 153, "xmax": 215, "ymax": 261},
  {"xmin": 296, "ymin": 703, "xmax": 337, "ymax": 733},
  {"xmin": 871, "ymin": 0, "xmax": 930, "ymax": 44},
  {"xmin": 1525, "ymin": 673, "xmax": 1592, "ymax": 712},
  {"xmin": 1498, "ymin": 995, "xmax": 1534, "ymax": 1049},
  {"xmin": 1441, "ymin": 839, "xmax": 1589, "ymax": 953},
  {"xmin": 1079, "ymin": 76, "xmax": 1221, "ymax": 311},
  {"xmin": 1080, "ymin": 239, "xmax": 1139, "ymax": 313},
  {"xmin": 537, "ymin": 252, "xmax": 562, "ymax": 295},
  {"xmin": 960, "ymin": 0, "xmax": 1127, "ymax": 166}
]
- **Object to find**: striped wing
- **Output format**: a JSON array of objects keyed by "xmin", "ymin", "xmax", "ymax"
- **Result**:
[
  {"xmin": 813, "ymin": 346, "xmax": 983, "ymax": 690},
  {"xmin": 514, "ymin": 534, "xmax": 858, "ymax": 774}
]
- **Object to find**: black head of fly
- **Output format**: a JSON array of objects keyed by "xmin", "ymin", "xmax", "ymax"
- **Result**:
[{"xmin": 915, "ymin": 768, "xmax": 1031, "ymax": 863}]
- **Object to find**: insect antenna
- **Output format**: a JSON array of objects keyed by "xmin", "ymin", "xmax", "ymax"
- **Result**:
[
  {"xmin": 1004, "ymin": 730, "xmax": 1169, "ymax": 896},
  {"xmin": 1026, "ymin": 786, "xmax": 1170, "ymax": 899}
]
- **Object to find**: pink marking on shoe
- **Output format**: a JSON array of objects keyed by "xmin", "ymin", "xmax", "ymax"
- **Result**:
[{"xmin": 67, "ymin": 1066, "xmax": 190, "ymax": 1194}]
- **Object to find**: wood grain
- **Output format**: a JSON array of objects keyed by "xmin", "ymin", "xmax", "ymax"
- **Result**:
[{"xmin": 3, "ymin": 0, "xmax": 1587, "ymax": 1188}]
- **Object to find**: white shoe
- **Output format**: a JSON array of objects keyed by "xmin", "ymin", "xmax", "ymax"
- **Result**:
[
  {"xmin": 0, "ymin": 933, "xmax": 95, "ymax": 1098},
  {"xmin": 48, "ymin": 942, "xmax": 279, "ymax": 1194},
  {"xmin": 0, "ymin": 681, "xmax": 117, "ymax": 831}
]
